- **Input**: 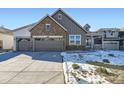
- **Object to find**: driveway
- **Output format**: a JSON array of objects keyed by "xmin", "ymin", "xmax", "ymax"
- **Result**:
[{"xmin": 0, "ymin": 52, "xmax": 64, "ymax": 84}]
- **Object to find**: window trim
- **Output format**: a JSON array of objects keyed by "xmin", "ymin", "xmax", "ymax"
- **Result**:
[
  {"xmin": 58, "ymin": 14, "xmax": 62, "ymax": 20},
  {"xmin": 45, "ymin": 24, "xmax": 51, "ymax": 31},
  {"xmin": 69, "ymin": 35, "xmax": 81, "ymax": 45}
]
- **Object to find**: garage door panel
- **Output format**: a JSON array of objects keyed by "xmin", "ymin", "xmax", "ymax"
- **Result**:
[
  {"xmin": 34, "ymin": 39, "xmax": 64, "ymax": 51},
  {"xmin": 18, "ymin": 39, "xmax": 30, "ymax": 51},
  {"xmin": 104, "ymin": 42, "xmax": 119, "ymax": 50}
]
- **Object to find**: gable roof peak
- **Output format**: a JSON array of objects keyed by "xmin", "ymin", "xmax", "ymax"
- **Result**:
[
  {"xmin": 29, "ymin": 14, "xmax": 67, "ymax": 32},
  {"xmin": 51, "ymin": 8, "xmax": 89, "ymax": 33}
]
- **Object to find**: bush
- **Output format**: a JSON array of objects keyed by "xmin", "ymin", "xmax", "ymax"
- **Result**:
[
  {"xmin": 71, "ymin": 72, "xmax": 77, "ymax": 78},
  {"xmin": 108, "ymin": 54, "xmax": 115, "ymax": 57},
  {"xmin": 72, "ymin": 64, "xmax": 80, "ymax": 69},
  {"xmin": 96, "ymin": 67, "xmax": 110, "ymax": 75},
  {"xmin": 79, "ymin": 54, "xmax": 84, "ymax": 59},
  {"xmin": 103, "ymin": 59, "xmax": 110, "ymax": 63}
]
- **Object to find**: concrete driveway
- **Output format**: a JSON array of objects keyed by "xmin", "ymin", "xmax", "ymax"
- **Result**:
[{"xmin": 0, "ymin": 52, "xmax": 64, "ymax": 84}]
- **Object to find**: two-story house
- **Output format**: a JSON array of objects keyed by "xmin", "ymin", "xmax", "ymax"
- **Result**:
[
  {"xmin": 86, "ymin": 28, "xmax": 120, "ymax": 50},
  {"xmin": 119, "ymin": 28, "xmax": 124, "ymax": 50}
]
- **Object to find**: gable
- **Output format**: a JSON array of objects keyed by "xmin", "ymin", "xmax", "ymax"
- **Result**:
[
  {"xmin": 52, "ymin": 9, "xmax": 88, "ymax": 34},
  {"xmin": 30, "ymin": 15, "xmax": 67, "ymax": 36}
]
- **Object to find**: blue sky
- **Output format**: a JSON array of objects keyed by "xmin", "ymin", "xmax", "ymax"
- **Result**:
[{"xmin": 0, "ymin": 8, "xmax": 124, "ymax": 31}]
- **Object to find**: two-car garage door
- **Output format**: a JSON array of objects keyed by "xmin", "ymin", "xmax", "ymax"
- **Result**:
[
  {"xmin": 34, "ymin": 38, "xmax": 64, "ymax": 51},
  {"xmin": 17, "ymin": 36, "xmax": 65, "ymax": 51},
  {"xmin": 103, "ymin": 41, "xmax": 119, "ymax": 50}
]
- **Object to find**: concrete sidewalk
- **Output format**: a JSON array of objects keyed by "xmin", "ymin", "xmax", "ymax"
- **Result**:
[{"xmin": 0, "ymin": 52, "xmax": 64, "ymax": 84}]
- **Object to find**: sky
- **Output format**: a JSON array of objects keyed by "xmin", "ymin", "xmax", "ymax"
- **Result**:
[{"xmin": 0, "ymin": 8, "xmax": 124, "ymax": 31}]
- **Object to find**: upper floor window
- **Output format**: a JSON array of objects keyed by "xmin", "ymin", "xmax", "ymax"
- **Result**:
[
  {"xmin": 58, "ymin": 14, "xmax": 62, "ymax": 20},
  {"xmin": 45, "ymin": 24, "xmax": 51, "ymax": 31}
]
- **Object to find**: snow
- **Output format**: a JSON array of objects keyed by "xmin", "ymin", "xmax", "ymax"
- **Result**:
[
  {"xmin": 61, "ymin": 50, "xmax": 124, "ymax": 65},
  {"xmin": 61, "ymin": 50, "xmax": 124, "ymax": 84},
  {"xmin": 63, "ymin": 62, "xmax": 110, "ymax": 84}
]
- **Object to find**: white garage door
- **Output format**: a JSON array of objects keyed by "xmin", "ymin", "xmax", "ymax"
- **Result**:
[{"xmin": 104, "ymin": 42, "xmax": 119, "ymax": 50}]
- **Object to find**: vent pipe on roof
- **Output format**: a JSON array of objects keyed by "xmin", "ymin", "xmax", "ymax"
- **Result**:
[{"xmin": 83, "ymin": 24, "xmax": 91, "ymax": 32}]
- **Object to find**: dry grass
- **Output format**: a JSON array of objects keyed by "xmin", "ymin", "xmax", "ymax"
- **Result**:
[
  {"xmin": 87, "ymin": 61, "xmax": 124, "ymax": 70},
  {"xmin": 87, "ymin": 61, "xmax": 124, "ymax": 83}
]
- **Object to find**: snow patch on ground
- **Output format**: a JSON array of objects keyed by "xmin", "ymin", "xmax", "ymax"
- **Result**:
[
  {"xmin": 63, "ymin": 61, "xmax": 110, "ymax": 84},
  {"xmin": 61, "ymin": 51, "xmax": 124, "ymax": 84},
  {"xmin": 61, "ymin": 50, "xmax": 124, "ymax": 65}
]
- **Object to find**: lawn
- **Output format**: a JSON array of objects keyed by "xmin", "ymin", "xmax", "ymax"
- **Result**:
[{"xmin": 61, "ymin": 50, "xmax": 124, "ymax": 84}]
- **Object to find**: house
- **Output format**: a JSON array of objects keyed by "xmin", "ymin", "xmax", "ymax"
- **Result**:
[
  {"xmin": 0, "ymin": 26, "xmax": 13, "ymax": 51},
  {"xmin": 13, "ymin": 9, "xmax": 88, "ymax": 51},
  {"xmin": 119, "ymin": 28, "xmax": 124, "ymax": 50},
  {"xmin": 86, "ymin": 32, "xmax": 103, "ymax": 49},
  {"xmin": 86, "ymin": 28, "xmax": 124, "ymax": 50}
]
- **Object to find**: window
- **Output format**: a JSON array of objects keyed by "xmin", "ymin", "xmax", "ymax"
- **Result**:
[
  {"xmin": 94, "ymin": 38, "xmax": 102, "ymax": 44},
  {"xmin": 58, "ymin": 14, "xmax": 62, "ymax": 20},
  {"xmin": 35, "ymin": 38, "xmax": 41, "ymax": 41},
  {"xmin": 45, "ymin": 24, "xmax": 51, "ymax": 31},
  {"xmin": 69, "ymin": 35, "xmax": 81, "ymax": 45}
]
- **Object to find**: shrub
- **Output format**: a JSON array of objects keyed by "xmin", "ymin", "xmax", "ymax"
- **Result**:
[
  {"xmin": 103, "ymin": 59, "xmax": 110, "ymax": 63},
  {"xmin": 79, "ymin": 54, "xmax": 84, "ymax": 59},
  {"xmin": 71, "ymin": 72, "xmax": 77, "ymax": 78},
  {"xmin": 108, "ymin": 54, "xmax": 115, "ymax": 57},
  {"xmin": 96, "ymin": 67, "xmax": 110, "ymax": 75},
  {"xmin": 72, "ymin": 64, "xmax": 80, "ymax": 69}
]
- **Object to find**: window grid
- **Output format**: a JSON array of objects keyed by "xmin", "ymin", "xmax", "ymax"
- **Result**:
[{"xmin": 69, "ymin": 35, "xmax": 81, "ymax": 45}]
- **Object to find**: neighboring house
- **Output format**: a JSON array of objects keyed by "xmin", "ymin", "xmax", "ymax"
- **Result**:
[
  {"xmin": 0, "ymin": 26, "xmax": 13, "ymax": 51},
  {"xmin": 86, "ymin": 32, "xmax": 103, "ymax": 49},
  {"xmin": 13, "ymin": 9, "xmax": 88, "ymax": 51},
  {"xmin": 86, "ymin": 28, "xmax": 124, "ymax": 50},
  {"xmin": 119, "ymin": 28, "xmax": 124, "ymax": 50}
]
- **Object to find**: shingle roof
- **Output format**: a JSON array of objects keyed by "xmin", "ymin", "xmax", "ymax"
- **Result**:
[
  {"xmin": 97, "ymin": 28, "xmax": 120, "ymax": 32},
  {"xmin": 12, "ymin": 9, "xmax": 89, "ymax": 33},
  {"xmin": 12, "ymin": 23, "xmax": 36, "ymax": 32}
]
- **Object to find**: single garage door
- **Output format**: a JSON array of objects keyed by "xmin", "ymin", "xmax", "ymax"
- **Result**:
[
  {"xmin": 34, "ymin": 38, "xmax": 64, "ymax": 51},
  {"xmin": 18, "ymin": 39, "xmax": 30, "ymax": 51},
  {"xmin": 0, "ymin": 40, "xmax": 3, "ymax": 50},
  {"xmin": 104, "ymin": 42, "xmax": 119, "ymax": 50}
]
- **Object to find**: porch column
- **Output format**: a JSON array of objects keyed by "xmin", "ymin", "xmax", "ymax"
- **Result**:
[
  {"xmin": 91, "ymin": 35, "xmax": 94, "ymax": 49},
  {"xmin": 13, "ymin": 37, "xmax": 17, "ymax": 51},
  {"xmin": 102, "ymin": 35, "xmax": 104, "ymax": 49},
  {"xmin": 32, "ymin": 38, "xmax": 35, "ymax": 52}
]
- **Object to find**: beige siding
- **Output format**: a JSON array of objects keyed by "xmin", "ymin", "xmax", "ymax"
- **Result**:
[{"xmin": 0, "ymin": 33, "xmax": 13, "ymax": 50}]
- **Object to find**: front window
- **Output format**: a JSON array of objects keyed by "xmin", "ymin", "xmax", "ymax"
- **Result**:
[
  {"xmin": 69, "ymin": 35, "xmax": 81, "ymax": 45},
  {"xmin": 94, "ymin": 38, "xmax": 102, "ymax": 44},
  {"xmin": 45, "ymin": 24, "xmax": 51, "ymax": 31}
]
